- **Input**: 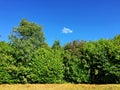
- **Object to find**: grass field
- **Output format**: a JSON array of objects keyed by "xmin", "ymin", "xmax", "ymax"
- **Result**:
[{"xmin": 0, "ymin": 84, "xmax": 120, "ymax": 90}]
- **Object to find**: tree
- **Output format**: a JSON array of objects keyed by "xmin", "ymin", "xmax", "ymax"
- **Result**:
[
  {"xmin": 8, "ymin": 19, "xmax": 48, "ymax": 83},
  {"xmin": 52, "ymin": 40, "xmax": 61, "ymax": 50},
  {"xmin": 82, "ymin": 38, "xmax": 120, "ymax": 84},
  {"xmin": 82, "ymin": 40, "xmax": 105, "ymax": 83},
  {"xmin": 104, "ymin": 36, "xmax": 120, "ymax": 83},
  {"xmin": 9, "ymin": 19, "xmax": 46, "ymax": 65},
  {"xmin": 29, "ymin": 48, "xmax": 64, "ymax": 83},
  {"xmin": 0, "ymin": 41, "xmax": 15, "ymax": 83},
  {"xmin": 10, "ymin": 18, "xmax": 46, "ymax": 48},
  {"xmin": 63, "ymin": 40, "xmax": 89, "ymax": 83}
]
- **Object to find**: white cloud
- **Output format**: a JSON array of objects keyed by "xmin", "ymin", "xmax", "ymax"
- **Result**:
[{"xmin": 62, "ymin": 27, "xmax": 73, "ymax": 34}]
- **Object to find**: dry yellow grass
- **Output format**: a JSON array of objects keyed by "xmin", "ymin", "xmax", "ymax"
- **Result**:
[{"xmin": 0, "ymin": 84, "xmax": 120, "ymax": 90}]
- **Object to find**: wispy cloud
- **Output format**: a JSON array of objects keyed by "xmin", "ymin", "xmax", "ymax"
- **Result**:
[{"xmin": 62, "ymin": 27, "xmax": 73, "ymax": 34}]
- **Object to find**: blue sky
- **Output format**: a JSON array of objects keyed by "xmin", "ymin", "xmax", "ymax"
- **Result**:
[{"xmin": 0, "ymin": 0, "xmax": 120, "ymax": 46}]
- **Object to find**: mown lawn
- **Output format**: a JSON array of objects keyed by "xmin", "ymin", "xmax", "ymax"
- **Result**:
[{"xmin": 0, "ymin": 84, "xmax": 120, "ymax": 90}]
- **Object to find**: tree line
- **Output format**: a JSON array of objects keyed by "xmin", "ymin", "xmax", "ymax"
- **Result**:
[{"xmin": 0, "ymin": 19, "xmax": 120, "ymax": 84}]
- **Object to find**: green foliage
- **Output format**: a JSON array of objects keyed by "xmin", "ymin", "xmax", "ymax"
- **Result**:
[
  {"xmin": 9, "ymin": 19, "xmax": 46, "ymax": 65},
  {"xmin": 29, "ymin": 48, "xmax": 63, "ymax": 83},
  {"xmin": 82, "ymin": 39, "xmax": 120, "ymax": 84},
  {"xmin": 0, "ymin": 19, "xmax": 120, "ymax": 84},
  {"xmin": 63, "ymin": 40, "xmax": 89, "ymax": 83},
  {"xmin": 0, "ymin": 41, "xmax": 15, "ymax": 83},
  {"xmin": 7, "ymin": 19, "xmax": 49, "ymax": 83},
  {"xmin": 52, "ymin": 40, "xmax": 61, "ymax": 50},
  {"xmin": 9, "ymin": 18, "xmax": 46, "ymax": 50}
]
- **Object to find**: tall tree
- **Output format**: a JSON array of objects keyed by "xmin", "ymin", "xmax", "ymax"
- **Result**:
[
  {"xmin": 9, "ymin": 19, "xmax": 47, "ymax": 83},
  {"xmin": 10, "ymin": 19, "xmax": 46, "ymax": 48},
  {"xmin": 9, "ymin": 19, "xmax": 46, "ymax": 65},
  {"xmin": 63, "ymin": 40, "xmax": 89, "ymax": 83}
]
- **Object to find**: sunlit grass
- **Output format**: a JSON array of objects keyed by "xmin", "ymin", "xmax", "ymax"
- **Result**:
[{"xmin": 0, "ymin": 84, "xmax": 120, "ymax": 90}]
